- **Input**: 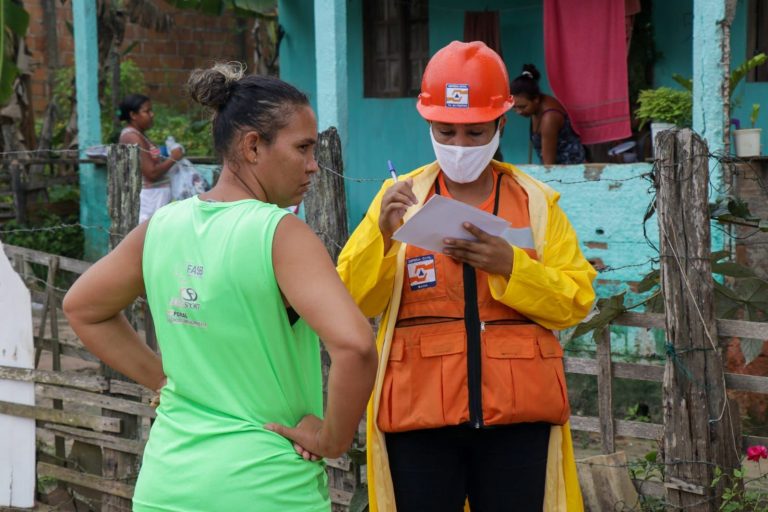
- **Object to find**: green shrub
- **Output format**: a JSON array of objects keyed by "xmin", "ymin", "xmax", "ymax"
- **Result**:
[
  {"xmin": 1, "ymin": 212, "xmax": 84, "ymax": 260},
  {"xmin": 51, "ymin": 59, "xmax": 147, "ymax": 145},
  {"xmin": 635, "ymin": 87, "xmax": 693, "ymax": 129},
  {"xmin": 145, "ymin": 104, "xmax": 214, "ymax": 157}
]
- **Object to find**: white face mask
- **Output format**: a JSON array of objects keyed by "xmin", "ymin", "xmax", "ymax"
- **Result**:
[{"xmin": 430, "ymin": 126, "xmax": 500, "ymax": 184}]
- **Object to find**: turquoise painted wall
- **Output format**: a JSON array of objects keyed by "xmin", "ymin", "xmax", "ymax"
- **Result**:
[
  {"xmin": 652, "ymin": 0, "xmax": 693, "ymax": 89},
  {"xmin": 279, "ymin": 0, "xmax": 317, "ymax": 114},
  {"xmin": 653, "ymin": 0, "xmax": 768, "ymax": 150},
  {"xmin": 281, "ymin": 0, "xmax": 551, "ymax": 225},
  {"xmin": 731, "ymin": 1, "xmax": 768, "ymax": 150}
]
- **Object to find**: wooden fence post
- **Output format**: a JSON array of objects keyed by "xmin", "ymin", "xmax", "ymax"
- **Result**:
[
  {"xmin": 597, "ymin": 327, "xmax": 615, "ymax": 454},
  {"xmin": 10, "ymin": 160, "xmax": 27, "ymax": 225},
  {"xmin": 102, "ymin": 143, "xmax": 142, "ymax": 511},
  {"xmin": 304, "ymin": 127, "xmax": 349, "ymax": 263},
  {"xmin": 304, "ymin": 127, "xmax": 362, "ymax": 509},
  {"xmin": 656, "ymin": 129, "xmax": 741, "ymax": 510}
]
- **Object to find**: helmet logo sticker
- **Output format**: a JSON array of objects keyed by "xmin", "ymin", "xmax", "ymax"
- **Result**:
[{"xmin": 445, "ymin": 84, "xmax": 469, "ymax": 108}]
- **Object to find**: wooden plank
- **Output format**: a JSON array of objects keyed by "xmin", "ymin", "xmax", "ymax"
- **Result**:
[
  {"xmin": 665, "ymin": 476, "xmax": 705, "ymax": 496},
  {"xmin": 0, "ymin": 400, "xmax": 120, "ymax": 432},
  {"xmin": 743, "ymin": 434, "xmax": 768, "ymax": 448},
  {"xmin": 633, "ymin": 479, "xmax": 665, "ymax": 498},
  {"xmin": 34, "ymin": 336, "xmax": 99, "ymax": 363},
  {"xmin": 329, "ymin": 487, "xmax": 353, "ymax": 506},
  {"xmin": 2, "ymin": 244, "xmax": 91, "ymax": 274},
  {"xmin": 725, "ymin": 373, "xmax": 768, "ymax": 394},
  {"xmin": 577, "ymin": 452, "xmax": 640, "ymax": 511},
  {"xmin": 36, "ymin": 384, "xmax": 156, "ymax": 418},
  {"xmin": 613, "ymin": 311, "xmax": 768, "ymax": 340},
  {"xmin": 613, "ymin": 312, "xmax": 665, "ymax": 329},
  {"xmin": 36, "ymin": 462, "xmax": 135, "ymax": 499},
  {"xmin": 567, "ymin": 357, "xmax": 768, "ymax": 394},
  {"xmin": 569, "ymin": 415, "xmax": 662, "ymax": 440},
  {"xmin": 718, "ymin": 318, "xmax": 768, "ymax": 339},
  {"xmin": 326, "ymin": 455, "xmax": 351, "ymax": 472},
  {"xmin": 596, "ymin": 328, "xmax": 615, "ymax": 454},
  {"xmin": 0, "ymin": 365, "xmax": 108, "ymax": 392},
  {"xmin": 109, "ymin": 379, "xmax": 154, "ymax": 401},
  {"xmin": 40, "ymin": 424, "xmax": 144, "ymax": 455}
]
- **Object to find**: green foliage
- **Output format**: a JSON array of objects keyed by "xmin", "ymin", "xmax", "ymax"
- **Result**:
[
  {"xmin": 1, "ymin": 212, "xmax": 84, "ymax": 260},
  {"xmin": 628, "ymin": 450, "xmax": 666, "ymax": 512},
  {"xmin": 572, "ymin": 239, "xmax": 768, "ymax": 365},
  {"xmin": 145, "ymin": 104, "xmax": 214, "ymax": 156},
  {"xmin": 0, "ymin": 0, "xmax": 30, "ymax": 104},
  {"xmin": 52, "ymin": 59, "xmax": 146, "ymax": 145},
  {"xmin": 711, "ymin": 466, "xmax": 768, "ymax": 512},
  {"xmin": 165, "ymin": 0, "xmax": 276, "ymax": 16},
  {"xmin": 672, "ymin": 53, "xmax": 767, "ymax": 127},
  {"xmin": 569, "ymin": 292, "xmax": 627, "ymax": 344},
  {"xmin": 671, "ymin": 54, "xmax": 767, "ymax": 97},
  {"xmin": 634, "ymin": 87, "xmax": 693, "ymax": 129},
  {"xmin": 751, "ymin": 104, "xmax": 761, "ymax": 129},
  {"xmin": 730, "ymin": 54, "xmax": 768, "ymax": 96},
  {"xmin": 625, "ymin": 403, "xmax": 651, "ymax": 423}
]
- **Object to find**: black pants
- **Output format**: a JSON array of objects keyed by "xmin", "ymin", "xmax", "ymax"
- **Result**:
[{"xmin": 385, "ymin": 423, "xmax": 550, "ymax": 512}]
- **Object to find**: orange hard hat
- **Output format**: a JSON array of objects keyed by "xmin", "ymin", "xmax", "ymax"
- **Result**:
[{"xmin": 416, "ymin": 41, "xmax": 514, "ymax": 124}]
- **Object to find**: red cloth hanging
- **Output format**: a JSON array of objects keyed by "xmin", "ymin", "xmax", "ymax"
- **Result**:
[{"xmin": 544, "ymin": 0, "xmax": 632, "ymax": 145}]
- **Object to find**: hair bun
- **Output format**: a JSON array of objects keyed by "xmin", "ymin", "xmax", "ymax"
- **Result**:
[
  {"xmin": 188, "ymin": 62, "xmax": 246, "ymax": 109},
  {"xmin": 520, "ymin": 64, "xmax": 541, "ymax": 82}
]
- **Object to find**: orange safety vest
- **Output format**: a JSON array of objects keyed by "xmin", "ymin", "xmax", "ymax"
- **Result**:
[{"xmin": 378, "ymin": 171, "xmax": 571, "ymax": 432}]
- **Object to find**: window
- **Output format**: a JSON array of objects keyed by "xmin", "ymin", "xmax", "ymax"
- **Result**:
[
  {"xmin": 363, "ymin": 0, "xmax": 429, "ymax": 98},
  {"xmin": 747, "ymin": 0, "xmax": 768, "ymax": 82}
]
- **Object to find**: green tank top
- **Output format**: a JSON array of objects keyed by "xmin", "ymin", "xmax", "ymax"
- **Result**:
[{"xmin": 134, "ymin": 196, "xmax": 329, "ymax": 511}]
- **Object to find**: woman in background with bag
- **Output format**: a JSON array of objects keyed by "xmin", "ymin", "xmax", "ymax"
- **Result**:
[{"xmin": 118, "ymin": 94, "xmax": 183, "ymax": 222}]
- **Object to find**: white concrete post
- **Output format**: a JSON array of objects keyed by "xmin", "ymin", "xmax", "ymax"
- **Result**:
[{"xmin": 0, "ymin": 242, "xmax": 35, "ymax": 508}]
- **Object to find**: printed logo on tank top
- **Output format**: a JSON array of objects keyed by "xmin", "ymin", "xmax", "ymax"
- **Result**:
[
  {"xmin": 407, "ymin": 255, "xmax": 437, "ymax": 290},
  {"xmin": 166, "ymin": 263, "xmax": 207, "ymax": 328}
]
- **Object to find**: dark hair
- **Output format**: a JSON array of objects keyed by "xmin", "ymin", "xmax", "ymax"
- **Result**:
[
  {"xmin": 510, "ymin": 64, "xmax": 541, "ymax": 100},
  {"xmin": 187, "ymin": 62, "xmax": 310, "ymax": 158},
  {"xmin": 118, "ymin": 94, "xmax": 150, "ymax": 122}
]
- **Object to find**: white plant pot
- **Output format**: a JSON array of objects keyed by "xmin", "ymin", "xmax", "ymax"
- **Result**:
[
  {"xmin": 733, "ymin": 128, "xmax": 762, "ymax": 157},
  {"xmin": 650, "ymin": 122, "xmax": 676, "ymax": 156}
]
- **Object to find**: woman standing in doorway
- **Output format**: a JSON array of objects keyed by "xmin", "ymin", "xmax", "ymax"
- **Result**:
[{"xmin": 510, "ymin": 64, "xmax": 586, "ymax": 165}]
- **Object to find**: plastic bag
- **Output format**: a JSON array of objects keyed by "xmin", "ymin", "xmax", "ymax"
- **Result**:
[{"xmin": 169, "ymin": 158, "xmax": 211, "ymax": 201}]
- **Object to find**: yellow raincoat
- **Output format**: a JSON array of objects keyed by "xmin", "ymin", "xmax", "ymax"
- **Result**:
[{"xmin": 336, "ymin": 160, "xmax": 596, "ymax": 511}]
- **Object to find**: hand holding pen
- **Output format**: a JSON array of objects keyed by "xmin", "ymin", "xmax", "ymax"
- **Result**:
[{"xmin": 379, "ymin": 160, "xmax": 417, "ymax": 248}]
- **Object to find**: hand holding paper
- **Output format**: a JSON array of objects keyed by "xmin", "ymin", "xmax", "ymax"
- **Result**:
[{"xmin": 392, "ymin": 195, "xmax": 508, "ymax": 253}]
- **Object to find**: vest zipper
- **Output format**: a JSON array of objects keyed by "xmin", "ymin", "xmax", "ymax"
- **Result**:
[{"xmin": 463, "ymin": 262, "xmax": 483, "ymax": 428}]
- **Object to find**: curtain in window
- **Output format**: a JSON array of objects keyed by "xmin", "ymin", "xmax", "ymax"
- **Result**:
[
  {"xmin": 544, "ymin": 0, "xmax": 632, "ymax": 145},
  {"xmin": 463, "ymin": 11, "xmax": 501, "ymax": 55}
]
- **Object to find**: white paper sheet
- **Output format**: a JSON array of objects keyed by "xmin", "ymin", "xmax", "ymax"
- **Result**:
[{"xmin": 392, "ymin": 195, "xmax": 511, "ymax": 253}]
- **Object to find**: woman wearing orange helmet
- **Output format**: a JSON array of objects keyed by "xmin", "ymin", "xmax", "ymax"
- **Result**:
[{"xmin": 337, "ymin": 41, "xmax": 595, "ymax": 511}]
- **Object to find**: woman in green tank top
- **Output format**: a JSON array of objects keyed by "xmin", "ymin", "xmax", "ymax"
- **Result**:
[{"xmin": 64, "ymin": 63, "xmax": 377, "ymax": 511}]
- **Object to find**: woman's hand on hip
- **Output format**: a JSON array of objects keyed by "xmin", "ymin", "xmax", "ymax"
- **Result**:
[
  {"xmin": 378, "ymin": 178, "xmax": 416, "ymax": 239},
  {"xmin": 265, "ymin": 414, "xmax": 328, "ymax": 461},
  {"xmin": 443, "ymin": 222, "xmax": 514, "ymax": 277}
]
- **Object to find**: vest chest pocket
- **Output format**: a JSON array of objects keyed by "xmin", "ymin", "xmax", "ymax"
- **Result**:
[
  {"xmin": 378, "ymin": 321, "xmax": 469, "ymax": 432},
  {"xmin": 481, "ymin": 325, "xmax": 570, "ymax": 426}
]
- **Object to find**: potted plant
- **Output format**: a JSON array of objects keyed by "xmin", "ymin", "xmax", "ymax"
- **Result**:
[
  {"xmin": 733, "ymin": 104, "xmax": 761, "ymax": 157},
  {"xmin": 673, "ymin": 53, "xmax": 767, "ymax": 157},
  {"xmin": 634, "ymin": 87, "xmax": 693, "ymax": 155}
]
